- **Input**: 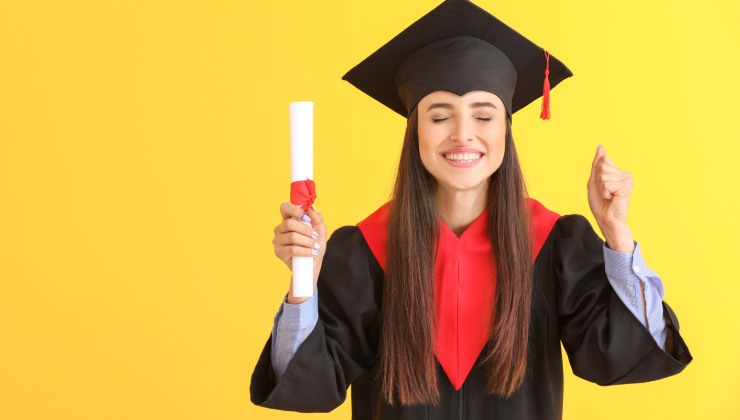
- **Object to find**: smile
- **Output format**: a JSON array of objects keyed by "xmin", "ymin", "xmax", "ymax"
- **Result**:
[{"xmin": 443, "ymin": 152, "xmax": 483, "ymax": 162}]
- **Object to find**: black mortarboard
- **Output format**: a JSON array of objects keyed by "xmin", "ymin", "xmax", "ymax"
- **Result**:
[{"xmin": 342, "ymin": 0, "xmax": 573, "ymax": 119}]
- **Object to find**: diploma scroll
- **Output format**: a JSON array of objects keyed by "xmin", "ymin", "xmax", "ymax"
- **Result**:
[{"xmin": 289, "ymin": 102, "xmax": 315, "ymax": 298}]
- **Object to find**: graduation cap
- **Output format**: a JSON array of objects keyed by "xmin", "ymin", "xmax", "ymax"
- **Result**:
[{"xmin": 342, "ymin": 0, "xmax": 573, "ymax": 119}]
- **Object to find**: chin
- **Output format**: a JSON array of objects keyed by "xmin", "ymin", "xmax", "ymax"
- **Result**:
[{"xmin": 438, "ymin": 178, "xmax": 490, "ymax": 194}]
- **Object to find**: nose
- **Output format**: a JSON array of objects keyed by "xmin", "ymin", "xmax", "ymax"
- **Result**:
[{"xmin": 450, "ymin": 118, "xmax": 473, "ymax": 143}]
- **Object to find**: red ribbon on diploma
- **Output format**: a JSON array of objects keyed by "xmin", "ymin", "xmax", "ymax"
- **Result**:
[{"xmin": 290, "ymin": 179, "xmax": 317, "ymax": 212}]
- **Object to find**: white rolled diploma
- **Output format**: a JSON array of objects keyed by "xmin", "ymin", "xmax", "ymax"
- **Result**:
[{"xmin": 289, "ymin": 101, "xmax": 315, "ymax": 298}]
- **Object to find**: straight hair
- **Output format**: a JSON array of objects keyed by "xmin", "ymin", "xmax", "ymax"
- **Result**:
[{"xmin": 379, "ymin": 108, "xmax": 532, "ymax": 405}]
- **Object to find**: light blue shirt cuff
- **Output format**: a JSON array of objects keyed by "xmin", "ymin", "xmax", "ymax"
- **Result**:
[
  {"xmin": 270, "ymin": 290, "xmax": 320, "ymax": 380},
  {"xmin": 603, "ymin": 242, "xmax": 667, "ymax": 351}
]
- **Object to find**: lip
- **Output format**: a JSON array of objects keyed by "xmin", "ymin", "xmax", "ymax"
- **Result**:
[
  {"xmin": 440, "ymin": 147, "xmax": 485, "ymax": 168},
  {"xmin": 440, "ymin": 147, "xmax": 485, "ymax": 155}
]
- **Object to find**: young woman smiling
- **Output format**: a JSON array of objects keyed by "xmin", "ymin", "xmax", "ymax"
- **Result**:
[{"xmin": 251, "ymin": 1, "xmax": 691, "ymax": 418}]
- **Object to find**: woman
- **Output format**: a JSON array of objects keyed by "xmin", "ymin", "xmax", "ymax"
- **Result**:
[{"xmin": 251, "ymin": 1, "xmax": 691, "ymax": 418}]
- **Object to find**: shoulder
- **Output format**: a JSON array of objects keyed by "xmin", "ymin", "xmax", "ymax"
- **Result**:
[
  {"xmin": 328, "ymin": 225, "xmax": 365, "ymax": 244},
  {"xmin": 325, "ymin": 225, "xmax": 372, "ymax": 261},
  {"xmin": 356, "ymin": 202, "xmax": 392, "ymax": 270},
  {"xmin": 527, "ymin": 198, "xmax": 561, "ymax": 257},
  {"xmin": 324, "ymin": 224, "xmax": 383, "ymax": 277},
  {"xmin": 537, "ymin": 214, "xmax": 605, "ymax": 276},
  {"xmin": 319, "ymin": 225, "xmax": 384, "ymax": 323},
  {"xmin": 551, "ymin": 214, "xmax": 601, "ymax": 245},
  {"xmin": 532, "ymin": 207, "xmax": 604, "ymax": 269},
  {"xmin": 525, "ymin": 196, "xmax": 597, "ymax": 243}
]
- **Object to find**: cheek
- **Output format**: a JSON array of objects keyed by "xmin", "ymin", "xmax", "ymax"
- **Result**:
[
  {"xmin": 487, "ymin": 126, "xmax": 507, "ymax": 168},
  {"xmin": 417, "ymin": 127, "xmax": 439, "ymax": 167},
  {"xmin": 493, "ymin": 134, "xmax": 506, "ymax": 156},
  {"xmin": 491, "ymin": 141, "xmax": 506, "ymax": 168}
]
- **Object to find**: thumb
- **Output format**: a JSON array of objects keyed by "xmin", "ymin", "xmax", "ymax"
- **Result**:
[{"xmin": 306, "ymin": 206, "xmax": 327, "ymax": 239}]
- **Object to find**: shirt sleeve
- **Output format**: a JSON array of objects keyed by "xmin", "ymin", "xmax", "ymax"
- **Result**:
[
  {"xmin": 603, "ymin": 242, "xmax": 667, "ymax": 350},
  {"xmin": 270, "ymin": 290, "xmax": 319, "ymax": 380},
  {"xmin": 252, "ymin": 226, "xmax": 381, "ymax": 412}
]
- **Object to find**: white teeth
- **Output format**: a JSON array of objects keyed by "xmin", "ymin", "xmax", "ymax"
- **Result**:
[{"xmin": 444, "ymin": 152, "xmax": 482, "ymax": 162}]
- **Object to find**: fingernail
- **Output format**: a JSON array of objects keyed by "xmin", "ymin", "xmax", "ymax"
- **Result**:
[
  {"xmin": 311, "ymin": 231, "xmax": 319, "ymax": 239},
  {"xmin": 314, "ymin": 242, "xmax": 321, "ymax": 250},
  {"xmin": 312, "ymin": 249, "xmax": 319, "ymax": 256},
  {"xmin": 310, "ymin": 205, "xmax": 316, "ymax": 212},
  {"xmin": 301, "ymin": 213, "xmax": 312, "ymax": 223}
]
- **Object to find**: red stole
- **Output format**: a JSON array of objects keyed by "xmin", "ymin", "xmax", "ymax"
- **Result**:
[{"xmin": 357, "ymin": 198, "xmax": 559, "ymax": 390}]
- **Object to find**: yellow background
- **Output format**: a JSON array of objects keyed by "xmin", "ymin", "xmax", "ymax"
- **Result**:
[{"xmin": 1, "ymin": 0, "xmax": 738, "ymax": 418}]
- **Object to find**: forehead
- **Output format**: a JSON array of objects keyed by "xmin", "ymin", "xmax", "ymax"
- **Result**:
[{"xmin": 418, "ymin": 90, "xmax": 505, "ymax": 108}]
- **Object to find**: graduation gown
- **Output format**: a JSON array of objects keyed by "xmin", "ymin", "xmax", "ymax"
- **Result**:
[{"xmin": 250, "ymin": 201, "xmax": 692, "ymax": 420}]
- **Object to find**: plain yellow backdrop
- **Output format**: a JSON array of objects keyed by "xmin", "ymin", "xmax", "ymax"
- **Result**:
[{"xmin": 1, "ymin": 0, "xmax": 738, "ymax": 419}]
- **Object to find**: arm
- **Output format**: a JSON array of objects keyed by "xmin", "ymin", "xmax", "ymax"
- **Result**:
[
  {"xmin": 251, "ymin": 226, "xmax": 381, "ymax": 412},
  {"xmin": 554, "ymin": 216, "xmax": 691, "ymax": 385},
  {"xmin": 562, "ymin": 145, "xmax": 691, "ymax": 383},
  {"xmin": 270, "ymin": 291, "xmax": 319, "ymax": 380},
  {"xmin": 586, "ymin": 144, "xmax": 670, "ymax": 349},
  {"xmin": 603, "ymin": 242, "xmax": 667, "ymax": 350}
]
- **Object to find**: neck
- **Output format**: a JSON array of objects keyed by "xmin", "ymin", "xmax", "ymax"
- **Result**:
[{"xmin": 435, "ymin": 184, "xmax": 488, "ymax": 236}]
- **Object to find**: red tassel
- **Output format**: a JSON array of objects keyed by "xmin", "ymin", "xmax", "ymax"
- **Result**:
[{"xmin": 540, "ymin": 49, "xmax": 551, "ymax": 120}]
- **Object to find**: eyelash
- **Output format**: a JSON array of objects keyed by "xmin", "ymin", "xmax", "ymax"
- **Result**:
[{"xmin": 431, "ymin": 117, "xmax": 492, "ymax": 123}]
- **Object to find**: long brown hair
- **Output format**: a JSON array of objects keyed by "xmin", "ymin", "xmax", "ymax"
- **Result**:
[{"xmin": 380, "ymin": 108, "xmax": 532, "ymax": 405}]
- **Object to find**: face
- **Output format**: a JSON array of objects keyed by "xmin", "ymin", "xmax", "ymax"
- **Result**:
[{"xmin": 416, "ymin": 90, "xmax": 507, "ymax": 196}]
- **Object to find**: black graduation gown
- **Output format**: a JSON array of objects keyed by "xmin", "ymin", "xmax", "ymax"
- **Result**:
[{"xmin": 250, "ymin": 214, "xmax": 692, "ymax": 419}]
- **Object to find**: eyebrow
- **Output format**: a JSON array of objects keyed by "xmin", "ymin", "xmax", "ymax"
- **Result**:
[
  {"xmin": 426, "ymin": 103, "xmax": 453, "ymax": 111},
  {"xmin": 471, "ymin": 101, "xmax": 498, "ymax": 109},
  {"xmin": 426, "ymin": 101, "xmax": 498, "ymax": 111}
]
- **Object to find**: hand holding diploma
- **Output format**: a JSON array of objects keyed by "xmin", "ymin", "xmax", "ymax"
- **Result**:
[{"xmin": 273, "ymin": 204, "xmax": 327, "ymax": 304}]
